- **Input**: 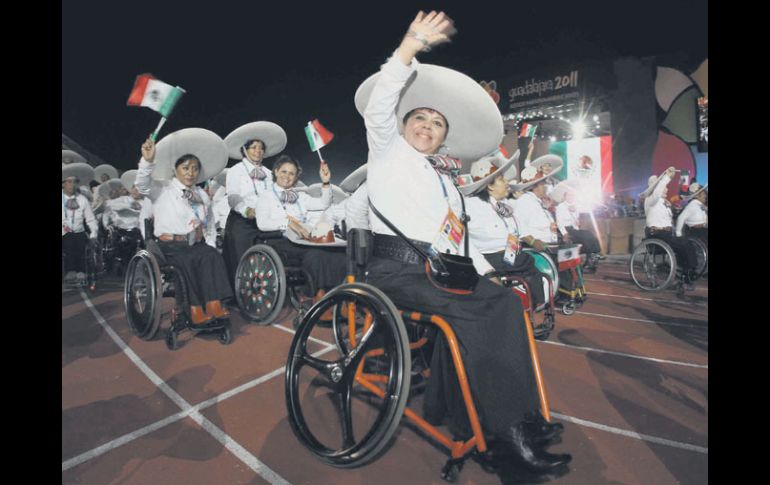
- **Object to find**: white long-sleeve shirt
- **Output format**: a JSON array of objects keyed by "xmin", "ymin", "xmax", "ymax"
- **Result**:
[
  {"xmin": 555, "ymin": 201, "xmax": 580, "ymax": 236},
  {"xmin": 675, "ymin": 199, "xmax": 708, "ymax": 236},
  {"xmin": 345, "ymin": 183, "xmax": 370, "ymax": 230},
  {"xmin": 211, "ymin": 185, "xmax": 230, "ymax": 230},
  {"xmin": 104, "ymin": 195, "xmax": 151, "ymax": 232},
  {"xmin": 226, "ymin": 159, "xmax": 273, "ymax": 217},
  {"xmin": 62, "ymin": 191, "xmax": 98, "ymax": 238},
  {"xmin": 644, "ymin": 173, "xmax": 673, "ymax": 228},
  {"xmin": 363, "ymin": 52, "xmax": 494, "ymax": 276},
  {"xmin": 465, "ymin": 197, "xmax": 521, "ymax": 254},
  {"xmin": 514, "ymin": 191, "xmax": 557, "ymax": 243},
  {"xmin": 135, "ymin": 158, "xmax": 216, "ymax": 248},
  {"xmin": 255, "ymin": 184, "xmax": 331, "ymax": 234}
]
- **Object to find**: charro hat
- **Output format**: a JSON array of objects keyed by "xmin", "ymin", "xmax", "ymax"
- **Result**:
[
  {"xmin": 295, "ymin": 183, "xmax": 349, "ymax": 205},
  {"xmin": 62, "ymin": 150, "xmax": 88, "ymax": 166},
  {"xmin": 683, "ymin": 182, "xmax": 708, "ymax": 201},
  {"xmin": 510, "ymin": 155, "xmax": 564, "ymax": 192},
  {"xmin": 153, "ymin": 128, "xmax": 228, "ymax": 182},
  {"xmin": 354, "ymin": 63, "xmax": 504, "ymax": 163},
  {"xmin": 457, "ymin": 147, "xmax": 520, "ymax": 196},
  {"xmin": 224, "ymin": 121, "xmax": 287, "ymax": 160},
  {"xmin": 62, "ymin": 162, "xmax": 94, "ymax": 185},
  {"xmin": 94, "ymin": 164, "xmax": 119, "ymax": 183},
  {"xmin": 120, "ymin": 169, "xmax": 138, "ymax": 190},
  {"xmin": 339, "ymin": 164, "xmax": 368, "ymax": 194},
  {"xmin": 550, "ymin": 178, "xmax": 583, "ymax": 204},
  {"xmin": 213, "ymin": 167, "xmax": 228, "ymax": 187},
  {"xmin": 97, "ymin": 178, "xmax": 125, "ymax": 200}
]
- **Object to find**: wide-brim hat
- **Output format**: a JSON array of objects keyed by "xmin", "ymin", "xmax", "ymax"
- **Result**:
[
  {"xmin": 120, "ymin": 169, "xmax": 138, "ymax": 190},
  {"xmin": 224, "ymin": 121, "xmax": 287, "ymax": 160},
  {"xmin": 78, "ymin": 186, "xmax": 93, "ymax": 202},
  {"xmin": 97, "ymin": 179, "xmax": 125, "ymax": 200},
  {"xmin": 62, "ymin": 150, "xmax": 88, "ymax": 166},
  {"xmin": 550, "ymin": 178, "xmax": 583, "ymax": 204},
  {"xmin": 154, "ymin": 128, "xmax": 228, "ymax": 182},
  {"xmin": 295, "ymin": 183, "xmax": 349, "ymax": 205},
  {"xmin": 354, "ymin": 63, "xmax": 504, "ymax": 163},
  {"xmin": 339, "ymin": 164, "xmax": 367, "ymax": 194},
  {"xmin": 683, "ymin": 182, "xmax": 708, "ymax": 201},
  {"xmin": 62, "ymin": 162, "xmax": 94, "ymax": 185},
  {"xmin": 94, "ymin": 164, "xmax": 119, "ymax": 183},
  {"xmin": 510, "ymin": 155, "xmax": 564, "ymax": 192},
  {"xmin": 639, "ymin": 168, "xmax": 674, "ymax": 198},
  {"xmin": 457, "ymin": 148, "xmax": 520, "ymax": 196},
  {"xmin": 213, "ymin": 167, "xmax": 228, "ymax": 187}
]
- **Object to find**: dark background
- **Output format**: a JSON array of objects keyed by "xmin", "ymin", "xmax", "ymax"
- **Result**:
[{"xmin": 62, "ymin": 0, "xmax": 707, "ymax": 184}]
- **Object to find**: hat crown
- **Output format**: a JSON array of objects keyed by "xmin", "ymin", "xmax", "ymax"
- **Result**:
[{"xmin": 470, "ymin": 159, "xmax": 497, "ymax": 180}]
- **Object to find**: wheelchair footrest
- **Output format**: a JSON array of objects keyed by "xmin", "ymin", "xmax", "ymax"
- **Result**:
[{"xmin": 440, "ymin": 456, "xmax": 466, "ymax": 483}]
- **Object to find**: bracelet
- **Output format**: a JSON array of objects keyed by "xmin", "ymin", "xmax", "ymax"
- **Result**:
[{"xmin": 407, "ymin": 30, "xmax": 431, "ymax": 52}]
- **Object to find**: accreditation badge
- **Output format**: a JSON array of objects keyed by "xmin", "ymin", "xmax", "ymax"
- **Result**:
[
  {"xmin": 504, "ymin": 233, "xmax": 520, "ymax": 265},
  {"xmin": 429, "ymin": 208, "xmax": 464, "ymax": 256}
]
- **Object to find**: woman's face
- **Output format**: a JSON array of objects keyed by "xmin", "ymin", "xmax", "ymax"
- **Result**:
[
  {"xmin": 274, "ymin": 162, "xmax": 298, "ymax": 189},
  {"xmin": 62, "ymin": 178, "xmax": 78, "ymax": 195},
  {"xmin": 486, "ymin": 174, "xmax": 509, "ymax": 201},
  {"xmin": 245, "ymin": 140, "xmax": 265, "ymax": 164},
  {"xmin": 403, "ymin": 108, "xmax": 448, "ymax": 155},
  {"xmin": 174, "ymin": 159, "xmax": 201, "ymax": 188}
]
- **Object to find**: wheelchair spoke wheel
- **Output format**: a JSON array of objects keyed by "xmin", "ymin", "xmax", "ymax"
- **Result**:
[
  {"xmin": 123, "ymin": 250, "xmax": 163, "ymax": 340},
  {"xmin": 688, "ymin": 237, "xmax": 708, "ymax": 279},
  {"xmin": 234, "ymin": 244, "xmax": 286, "ymax": 325},
  {"xmin": 286, "ymin": 283, "xmax": 411, "ymax": 468},
  {"xmin": 629, "ymin": 239, "xmax": 677, "ymax": 291}
]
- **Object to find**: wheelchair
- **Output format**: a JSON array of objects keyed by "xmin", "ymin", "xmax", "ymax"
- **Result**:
[
  {"xmin": 62, "ymin": 236, "xmax": 102, "ymax": 291},
  {"xmin": 103, "ymin": 225, "xmax": 145, "ymax": 276},
  {"xmin": 629, "ymin": 235, "xmax": 707, "ymax": 294},
  {"xmin": 545, "ymin": 244, "xmax": 587, "ymax": 315},
  {"xmin": 233, "ymin": 231, "xmax": 318, "ymax": 326},
  {"xmin": 123, "ymin": 222, "xmax": 232, "ymax": 350},
  {"xmin": 285, "ymin": 229, "xmax": 554, "ymax": 482}
]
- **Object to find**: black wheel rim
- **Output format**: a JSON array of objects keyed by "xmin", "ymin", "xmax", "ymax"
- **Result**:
[
  {"xmin": 235, "ymin": 246, "xmax": 285, "ymax": 323},
  {"xmin": 630, "ymin": 240, "xmax": 675, "ymax": 291}
]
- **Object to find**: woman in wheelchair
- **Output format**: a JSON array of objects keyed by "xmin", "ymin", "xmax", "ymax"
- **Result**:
[
  {"xmin": 459, "ymin": 148, "xmax": 548, "ymax": 312},
  {"xmin": 675, "ymin": 182, "xmax": 708, "ymax": 245},
  {"xmin": 103, "ymin": 175, "xmax": 152, "ymax": 270},
  {"xmin": 254, "ymin": 155, "xmax": 348, "ymax": 292},
  {"xmin": 641, "ymin": 167, "xmax": 700, "ymax": 289},
  {"xmin": 552, "ymin": 180, "xmax": 603, "ymax": 272},
  {"xmin": 353, "ymin": 11, "xmax": 570, "ymax": 471},
  {"xmin": 63, "ymin": 163, "xmax": 99, "ymax": 285},
  {"xmin": 222, "ymin": 122, "xmax": 287, "ymax": 286},
  {"xmin": 135, "ymin": 130, "xmax": 233, "ymax": 325}
]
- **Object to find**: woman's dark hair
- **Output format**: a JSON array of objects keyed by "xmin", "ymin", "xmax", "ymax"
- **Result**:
[
  {"xmin": 89, "ymin": 180, "xmax": 100, "ymax": 189},
  {"xmin": 476, "ymin": 188, "xmax": 491, "ymax": 202},
  {"xmin": 402, "ymin": 107, "xmax": 450, "ymax": 134},
  {"xmin": 175, "ymin": 154, "xmax": 201, "ymax": 170},
  {"xmin": 242, "ymin": 139, "xmax": 267, "ymax": 156},
  {"xmin": 272, "ymin": 155, "xmax": 303, "ymax": 182}
]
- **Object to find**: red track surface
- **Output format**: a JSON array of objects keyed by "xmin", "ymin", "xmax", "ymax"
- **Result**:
[{"xmin": 62, "ymin": 260, "xmax": 707, "ymax": 484}]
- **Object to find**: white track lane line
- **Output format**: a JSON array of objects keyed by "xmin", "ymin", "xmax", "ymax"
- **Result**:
[
  {"xmin": 540, "ymin": 340, "xmax": 707, "ymax": 368},
  {"xmin": 550, "ymin": 412, "xmax": 707, "ymax": 454},
  {"xmin": 64, "ymin": 290, "xmax": 295, "ymax": 485},
  {"xmin": 585, "ymin": 291, "xmax": 707, "ymax": 307},
  {"xmin": 574, "ymin": 310, "xmax": 707, "ymax": 329}
]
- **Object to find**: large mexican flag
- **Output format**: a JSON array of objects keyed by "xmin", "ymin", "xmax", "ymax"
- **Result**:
[{"xmin": 548, "ymin": 135, "xmax": 613, "ymax": 199}]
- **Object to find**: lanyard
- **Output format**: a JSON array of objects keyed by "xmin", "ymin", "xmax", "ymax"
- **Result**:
[
  {"xmin": 272, "ymin": 184, "xmax": 305, "ymax": 223},
  {"xmin": 243, "ymin": 161, "xmax": 267, "ymax": 196},
  {"xmin": 185, "ymin": 188, "xmax": 207, "ymax": 230},
  {"xmin": 490, "ymin": 200, "xmax": 518, "ymax": 234}
]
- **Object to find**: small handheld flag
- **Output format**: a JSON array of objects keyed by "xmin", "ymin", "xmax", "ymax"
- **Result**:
[
  {"xmin": 305, "ymin": 119, "xmax": 335, "ymax": 163},
  {"xmin": 127, "ymin": 73, "xmax": 186, "ymax": 140},
  {"xmin": 519, "ymin": 123, "xmax": 537, "ymax": 138}
]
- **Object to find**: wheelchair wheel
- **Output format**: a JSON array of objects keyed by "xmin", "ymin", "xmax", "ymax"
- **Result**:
[
  {"xmin": 522, "ymin": 248, "xmax": 559, "ymax": 301},
  {"xmin": 234, "ymin": 244, "xmax": 287, "ymax": 325},
  {"xmin": 286, "ymin": 283, "xmax": 411, "ymax": 468},
  {"xmin": 165, "ymin": 329, "xmax": 178, "ymax": 351},
  {"xmin": 123, "ymin": 250, "xmax": 163, "ymax": 340},
  {"xmin": 84, "ymin": 240, "xmax": 102, "ymax": 291},
  {"xmin": 688, "ymin": 237, "xmax": 708, "ymax": 279},
  {"xmin": 629, "ymin": 239, "xmax": 677, "ymax": 291},
  {"xmin": 218, "ymin": 325, "xmax": 232, "ymax": 345}
]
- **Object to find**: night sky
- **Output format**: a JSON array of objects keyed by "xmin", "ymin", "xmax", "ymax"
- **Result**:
[{"xmin": 62, "ymin": 0, "xmax": 707, "ymax": 184}]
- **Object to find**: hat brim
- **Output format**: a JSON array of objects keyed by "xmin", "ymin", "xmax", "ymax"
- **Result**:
[
  {"xmin": 509, "ymin": 155, "xmax": 564, "ymax": 192},
  {"xmin": 295, "ymin": 183, "xmax": 349, "ymax": 205},
  {"xmin": 213, "ymin": 168, "xmax": 228, "ymax": 187},
  {"xmin": 339, "ymin": 164, "xmax": 368, "ymax": 193},
  {"xmin": 683, "ymin": 183, "xmax": 708, "ymax": 201},
  {"xmin": 62, "ymin": 162, "xmax": 94, "ymax": 184},
  {"xmin": 354, "ymin": 63, "xmax": 504, "ymax": 163},
  {"xmin": 154, "ymin": 128, "xmax": 228, "ymax": 183},
  {"xmin": 550, "ymin": 178, "xmax": 582, "ymax": 204},
  {"xmin": 224, "ymin": 121, "xmax": 287, "ymax": 160},
  {"xmin": 62, "ymin": 150, "xmax": 88, "ymax": 165},
  {"xmin": 458, "ymin": 149, "xmax": 520, "ymax": 196},
  {"xmin": 98, "ymin": 179, "xmax": 125, "ymax": 199},
  {"xmin": 94, "ymin": 164, "xmax": 119, "ymax": 182},
  {"xmin": 120, "ymin": 169, "xmax": 138, "ymax": 190}
]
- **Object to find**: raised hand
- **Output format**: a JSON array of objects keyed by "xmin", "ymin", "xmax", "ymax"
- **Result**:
[
  {"xmin": 399, "ymin": 11, "xmax": 457, "ymax": 61},
  {"xmin": 141, "ymin": 136, "xmax": 156, "ymax": 163},
  {"xmin": 319, "ymin": 161, "xmax": 331, "ymax": 184}
]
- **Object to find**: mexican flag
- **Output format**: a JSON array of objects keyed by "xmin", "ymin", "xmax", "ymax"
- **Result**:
[
  {"xmin": 304, "ymin": 119, "xmax": 334, "ymax": 152},
  {"xmin": 127, "ymin": 74, "xmax": 186, "ymax": 118},
  {"xmin": 519, "ymin": 123, "xmax": 537, "ymax": 138},
  {"xmin": 548, "ymin": 135, "xmax": 614, "ymax": 201}
]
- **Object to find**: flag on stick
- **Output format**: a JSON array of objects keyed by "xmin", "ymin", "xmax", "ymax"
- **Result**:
[
  {"xmin": 127, "ymin": 74, "xmax": 186, "ymax": 118},
  {"xmin": 519, "ymin": 123, "xmax": 537, "ymax": 138},
  {"xmin": 304, "ymin": 119, "xmax": 334, "ymax": 152}
]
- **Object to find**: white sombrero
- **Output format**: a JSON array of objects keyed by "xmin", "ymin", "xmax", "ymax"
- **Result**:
[
  {"xmin": 457, "ymin": 147, "xmax": 520, "ymax": 196},
  {"xmin": 62, "ymin": 162, "xmax": 94, "ymax": 185},
  {"xmin": 683, "ymin": 182, "xmax": 708, "ymax": 201},
  {"xmin": 510, "ymin": 155, "xmax": 564, "ymax": 192},
  {"xmin": 62, "ymin": 150, "xmax": 88, "ymax": 166},
  {"xmin": 354, "ymin": 63, "xmax": 504, "ymax": 163},
  {"xmin": 550, "ymin": 178, "xmax": 583, "ymax": 204},
  {"xmin": 97, "ymin": 178, "xmax": 125, "ymax": 200},
  {"xmin": 213, "ymin": 167, "xmax": 228, "ymax": 187},
  {"xmin": 639, "ymin": 167, "xmax": 675, "ymax": 198},
  {"xmin": 295, "ymin": 183, "xmax": 349, "ymax": 205},
  {"xmin": 224, "ymin": 121, "xmax": 287, "ymax": 160},
  {"xmin": 94, "ymin": 164, "xmax": 119, "ymax": 183},
  {"xmin": 339, "ymin": 164, "xmax": 368, "ymax": 194},
  {"xmin": 153, "ymin": 128, "xmax": 228, "ymax": 182},
  {"xmin": 78, "ymin": 186, "xmax": 93, "ymax": 202},
  {"xmin": 120, "ymin": 169, "xmax": 138, "ymax": 190}
]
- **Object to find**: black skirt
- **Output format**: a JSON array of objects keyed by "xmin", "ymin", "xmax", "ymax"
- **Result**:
[
  {"xmin": 222, "ymin": 210, "xmax": 262, "ymax": 289},
  {"xmin": 159, "ymin": 240, "xmax": 233, "ymax": 306},
  {"xmin": 365, "ymin": 257, "xmax": 540, "ymax": 438},
  {"xmin": 263, "ymin": 237, "xmax": 348, "ymax": 291}
]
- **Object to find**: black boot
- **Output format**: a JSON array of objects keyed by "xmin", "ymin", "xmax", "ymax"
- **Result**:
[
  {"xmin": 499, "ymin": 422, "xmax": 572, "ymax": 471},
  {"xmin": 523, "ymin": 412, "xmax": 564, "ymax": 445}
]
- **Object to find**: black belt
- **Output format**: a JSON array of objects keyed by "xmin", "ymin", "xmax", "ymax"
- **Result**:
[{"xmin": 373, "ymin": 234, "xmax": 431, "ymax": 266}]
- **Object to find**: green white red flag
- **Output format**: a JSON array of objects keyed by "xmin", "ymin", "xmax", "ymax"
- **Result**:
[
  {"xmin": 519, "ymin": 123, "xmax": 537, "ymax": 138},
  {"xmin": 304, "ymin": 119, "xmax": 334, "ymax": 152},
  {"xmin": 127, "ymin": 74, "xmax": 186, "ymax": 118}
]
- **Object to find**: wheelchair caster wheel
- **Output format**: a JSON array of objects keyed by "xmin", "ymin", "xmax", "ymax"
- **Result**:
[
  {"xmin": 562, "ymin": 302, "xmax": 575, "ymax": 315},
  {"xmin": 440, "ymin": 457, "xmax": 465, "ymax": 483},
  {"xmin": 218, "ymin": 326, "xmax": 231, "ymax": 345},
  {"xmin": 165, "ymin": 330, "xmax": 177, "ymax": 351}
]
